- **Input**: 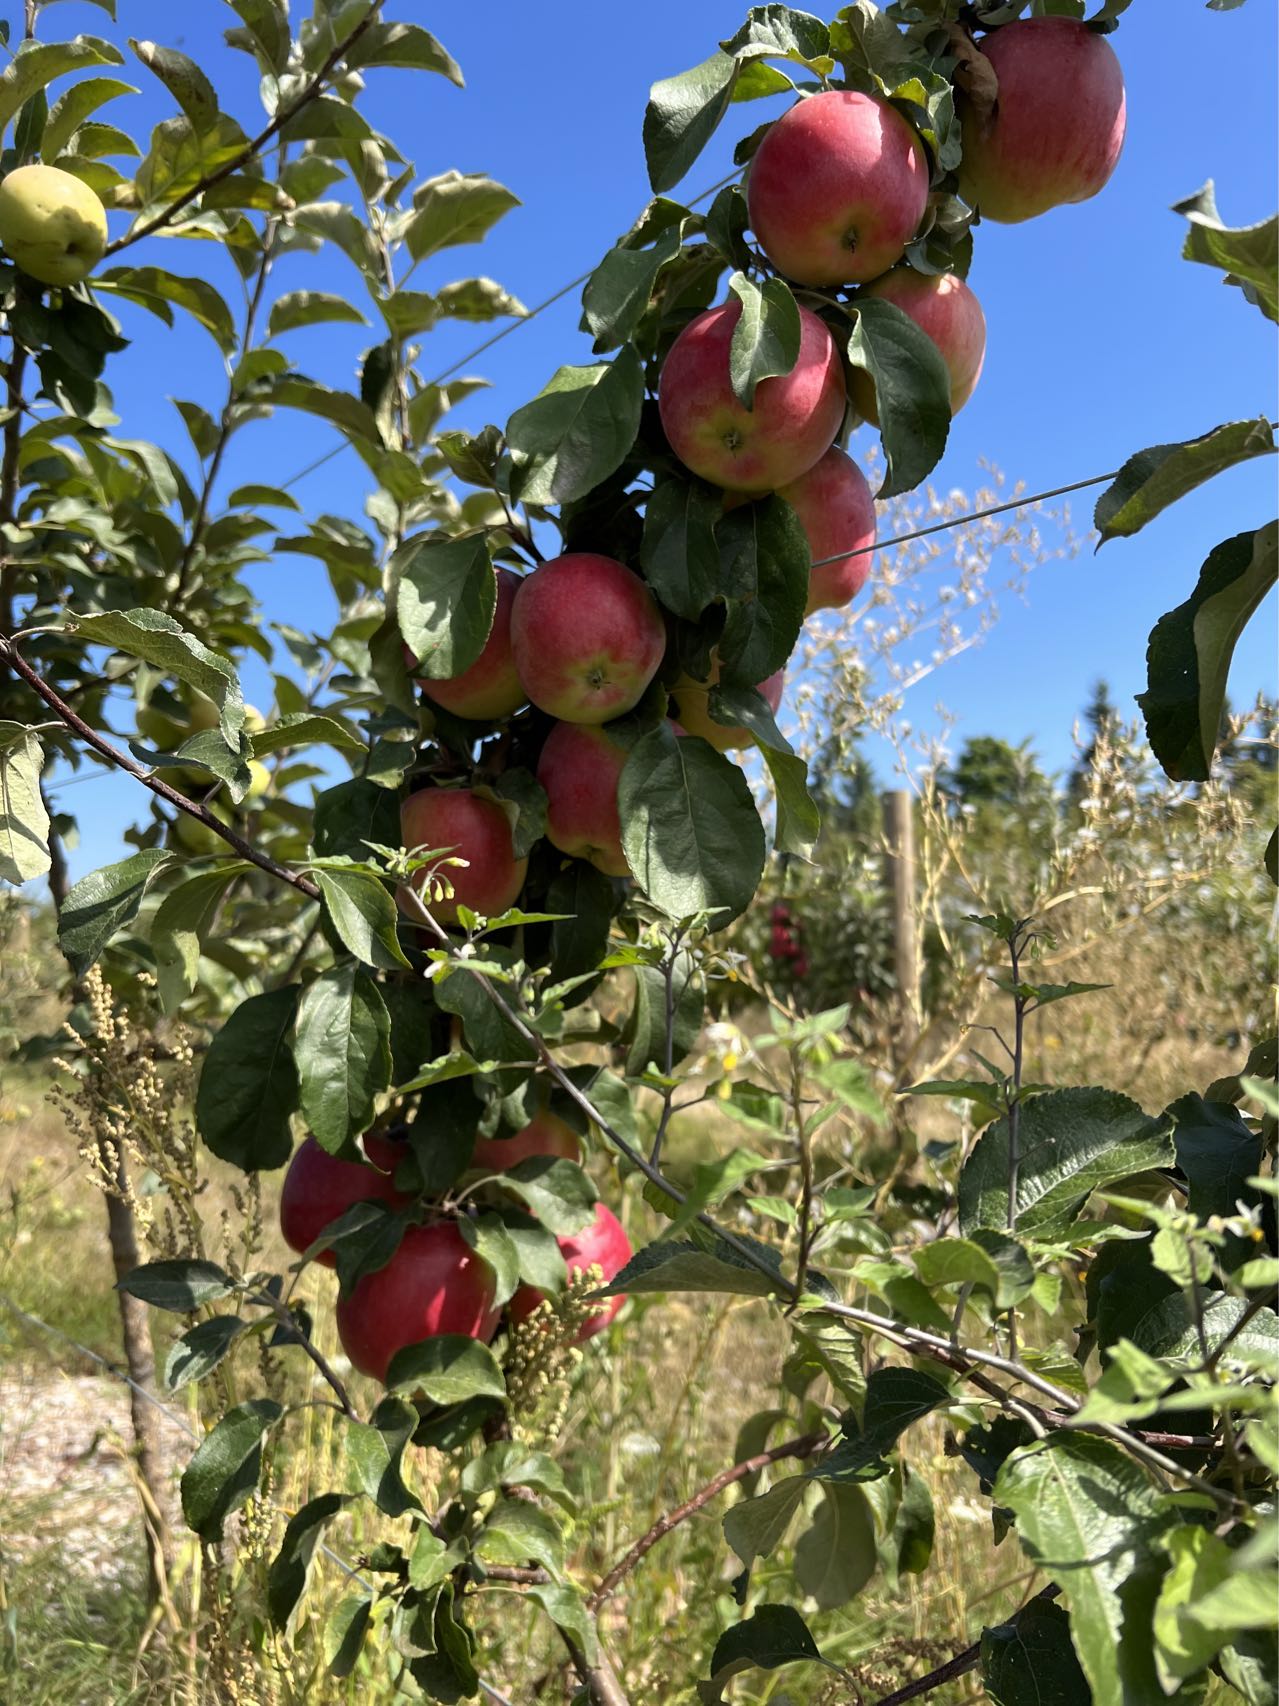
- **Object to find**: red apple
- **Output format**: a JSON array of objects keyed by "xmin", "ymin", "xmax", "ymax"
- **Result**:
[
  {"xmin": 280, "ymin": 1132, "xmax": 410, "ymax": 1267},
  {"xmin": 776, "ymin": 447, "xmax": 877, "ymax": 615},
  {"xmin": 472, "ymin": 1110, "xmax": 582, "ymax": 1173},
  {"xmin": 658, "ymin": 301, "xmax": 846, "ymax": 493},
  {"xmin": 851, "ymin": 271, "xmax": 986, "ymax": 424},
  {"xmin": 336, "ymin": 1220, "xmax": 501, "ymax": 1384},
  {"xmin": 671, "ymin": 664, "xmax": 784, "ymax": 753},
  {"xmin": 957, "ymin": 18, "xmax": 1126, "ymax": 223},
  {"xmin": 511, "ymin": 554, "xmax": 666, "ymax": 724},
  {"xmin": 537, "ymin": 721, "xmax": 630, "ymax": 876},
  {"xmin": 401, "ymin": 787, "xmax": 527, "ymax": 924},
  {"xmin": 405, "ymin": 566, "xmax": 526, "ymax": 722},
  {"xmin": 747, "ymin": 91, "xmax": 929, "ymax": 286},
  {"xmin": 510, "ymin": 1202, "xmax": 632, "ymax": 1342}
]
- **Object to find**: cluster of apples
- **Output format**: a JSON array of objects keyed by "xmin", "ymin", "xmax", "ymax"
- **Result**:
[{"xmin": 279, "ymin": 1112, "xmax": 632, "ymax": 1384}]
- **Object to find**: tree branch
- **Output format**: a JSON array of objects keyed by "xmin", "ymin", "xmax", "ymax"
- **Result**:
[
  {"xmin": 870, "ymin": 1585, "xmax": 1061, "ymax": 1706},
  {"xmin": 588, "ymin": 1431, "xmax": 823, "ymax": 1610}
]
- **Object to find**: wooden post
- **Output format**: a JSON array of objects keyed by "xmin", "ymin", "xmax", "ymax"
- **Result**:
[{"xmin": 882, "ymin": 790, "xmax": 920, "ymax": 1055}]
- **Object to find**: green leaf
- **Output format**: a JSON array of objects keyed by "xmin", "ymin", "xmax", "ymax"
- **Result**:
[
  {"xmin": 59, "ymin": 849, "xmax": 172, "ymax": 977},
  {"xmin": 67, "ymin": 609, "xmax": 243, "ymax": 739},
  {"xmin": 958, "ymin": 1087, "xmax": 1175, "ymax": 1239},
  {"xmin": 1174, "ymin": 181, "xmax": 1277, "ymax": 322},
  {"xmin": 395, "ymin": 532, "xmax": 496, "ymax": 679},
  {"xmin": 181, "ymin": 1398, "xmax": 284, "ymax": 1541},
  {"xmin": 0, "ymin": 722, "xmax": 50, "ymax": 886},
  {"xmin": 408, "ymin": 1528, "xmax": 466, "ymax": 1592},
  {"xmin": 723, "ymin": 1475, "xmax": 807, "ymax": 1565},
  {"xmin": 506, "ymin": 346, "xmax": 644, "ymax": 506},
  {"xmin": 716, "ymin": 493, "xmax": 810, "ymax": 686},
  {"xmin": 259, "ymin": 375, "xmax": 381, "ymax": 448},
  {"xmin": 913, "ymin": 1236, "xmax": 1002, "ymax": 1295},
  {"xmin": 313, "ymin": 777, "xmax": 402, "ymax": 863},
  {"xmin": 528, "ymin": 1584, "xmax": 598, "ymax": 1663},
  {"xmin": 385, "ymin": 1335, "xmax": 506, "ymax": 1404},
  {"xmin": 1152, "ymin": 1525, "xmax": 1236, "ymax": 1689},
  {"xmin": 315, "ymin": 868, "xmax": 408, "ymax": 972},
  {"xmin": 815, "ymin": 1367, "xmax": 952, "ymax": 1482},
  {"xmin": 603, "ymin": 1233, "xmax": 784, "ymax": 1300},
  {"xmin": 794, "ymin": 1480, "xmax": 876, "ymax": 1609},
  {"xmin": 582, "ymin": 219, "xmax": 686, "ymax": 348},
  {"xmin": 1170, "ymin": 1093, "xmax": 1264, "ymax": 1225},
  {"xmin": 225, "ymin": 0, "xmax": 289, "ymax": 72},
  {"xmin": 164, "ymin": 1315, "xmax": 245, "ymax": 1391},
  {"xmin": 762, "ymin": 745, "xmax": 820, "ymax": 859},
  {"xmin": 727, "ymin": 272, "xmax": 801, "ymax": 409},
  {"xmin": 130, "ymin": 38, "xmax": 217, "ymax": 127},
  {"xmin": 268, "ymin": 290, "xmax": 369, "ymax": 336},
  {"xmin": 643, "ymin": 52, "xmax": 739, "ymax": 194},
  {"xmin": 267, "ymin": 1492, "xmax": 350, "ymax": 1633},
  {"xmin": 294, "ymin": 963, "xmax": 392, "ymax": 1156},
  {"xmin": 323, "ymin": 1594, "xmax": 372, "ymax": 1678},
  {"xmin": 196, "ymin": 986, "xmax": 300, "ymax": 1172},
  {"xmin": 847, "ymin": 299, "xmax": 951, "ymax": 498},
  {"xmin": 152, "ymin": 867, "xmax": 244, "ymax": 1012},
  {"xmin": 698, "ymin": 1604, "xmax": 828, "ymax": 1704},
  {"xmin": 721, "ymin": 7, "xmax": 832, "ymax": 65},
  {"xmin": 434, "ymin": 277, "xmax": 527, "ymax": 323},
  {"xmin": 403, "ymin": 170, "xmax": 520, "ymax": 261},
  {"xmin": 476, "ymin": 1499, "xmax": 565, "ymax": 1579},
  {"xmin": 1095, "ymin": 417, "xmax": 1275, "ymax": 545},
  {"xmin": 1138, "ymin": 521, "xmax": 1278, "ymax": 782},
  {"xmin": 251, "ymin": 713, "xmax": 364, "ymax": 756},
  {"xmin": 502, "ymin": 1211, "xmax": 568, "ymax": 1294},
  {"xmin": 1128, "ymin": 1289, "xmax": 1279, "ymax": 1362},
  {"xmin": 342, "ymin": 21, "xmax": 463, "ymax": 84},
  {"xmin": 994, "ymin": 1435, "xmax": 1168, "ymax": 1706},
  {"xmin": 640, "ymin": 478, "xmax": 722, "ymax": 620},
  {"xmin": 458, "ymin": 1211, "xmax": 520, "ymax": 1306},
  {"xmin": 982, "ymin": 1595, "xmax": 1090, "ymax": 1706},
  {"xmin": 0, "ymin": 35, "xmax": 124, "ymax": 140},
  {"xmin": 118, "ymin": 1258, "xmax": 237, "ymax": 1312},
  {"xmin": 97, "ymin": 266, "xmax": 236, "ymax": 352},
  {"xmin": 500, "ymin": 1157, "xmax": 597, "ymax": 1236},
  {"xmin": 346, "ymin": 1397, "xmax": 424, "ymax": 1519},
  {"xmin": 43, "ymin": 74, "xmax": 137, "ymax": 161}
]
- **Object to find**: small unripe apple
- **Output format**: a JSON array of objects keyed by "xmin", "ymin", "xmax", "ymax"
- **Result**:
[
  {"xmin": 511, "ymin": 554, "xmax": 666, "ymax": 724},
  {"xmin": 957, "ymin": 18, "xmax": 1126, "ymax": 223},
  {"xmin": 406, "ymin": 566, "xmax": 527, "ymax": 722},
  {"xmin": 776, "ymin": 447, "xmax": 878, "ymax": 615},
  {"xmin": 671, "ymin": 664, "xmax": 783, "ymax": 753},
  {"xmin": 336, "ymin": 1221, "xmax": 500, "ymax": 1383},
  {"xmin": 658, "ymin": 301, "xmax": 846, "ymax": 493},
  {"xmin": 0, "ymin": 164, "xmax": 108, "ymax": 287},
  {"xmin": 401, "ymin": 787, "xmax": 527, "ymax": 924},
  {"xmin": 747, "ymin": 91, "xmax": 928, "ymax": 286},
  {"xmin": 472, "ymin": 1110, "xmax": 581, "ymax": 1173},
  {"xmin": 537, "ymin": 721, "xmax": 630, "ymax": 876},
  {"xmin": 280, "ymin": 1132, "xmax": 410, "ymax": 1267},
  {"xmin": 510, "ymin": 1202, "xmax": 632, "ymax": 1342},
  {"xmin": 850, "ymin": 271, "xmax": 986, "ymax": 424},
  {"xmin": 245, "ymin": 759, "xmax": 272, "ymax": 803}
]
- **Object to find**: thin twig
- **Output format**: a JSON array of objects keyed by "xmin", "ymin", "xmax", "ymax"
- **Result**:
[{"xmin": 871, "ymin": 1584, "xmax": 1062, "ymax": 1706}]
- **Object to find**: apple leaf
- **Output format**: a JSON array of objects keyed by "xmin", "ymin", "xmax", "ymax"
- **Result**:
[
  {"xmin": 619, "ymin": 725, "xmax": 766, "ymax": 926},
  {"xmin": 180, "ymin": 1398, "xmax": 284, "ymax": 1541},
  {"xmin": 846, "ymin": 299, "xmax": 951, "ymax": 498},
  {"xmin": 715, "ymin": 495, "xmax": 810, "ymax": 685},
  {"xmin": 506, "ymin": 346, "xmax": 644, "ymax": 506},
  {"xmin": 58, "ymin": 848, "xmax": 173, "ymax": 977},
  {"xmin": 727, "ymin": 272, "xmax": 801, "ymax": 409},
  {"xmin": 294, "ymin": 961, "xmax": 392, "ymax": 1156},
  {"xmin": 981, "ymin": 1596, "xmax": 1090, "ymax": 1706},
  {"xmin": 342, "ymin": 21, "xmax": 464, "ymax": 85},
  {"xmin": 315, "ymin": 867, "xmax": 409, "ymax": 972},
  {"xmin": 152, "ymin": 865, "xmax": 247, "ymax": 1012},
  {"xmin": 267, "ymin": 1492, "xmax": 351, "ymax": 1635},
  {"xmin": 697, "ymin": 1605, "xmax": 831, "ymax": 1705},
  {"xmin": 345, "ymin": 1396, "xmax": 425, "ymax": 1519},
  {"xmin": 394, "ymin": 532, "xmax": 495, "ymax": 681},
  {"xmin": 324, "ymin": 1595, "xmax": 373, "ymax": 1679},
  {"xmin": 43, "ymin": 74, "xmax": 137, "ymax": 161},
  {"xmin": 641, "ymin": 478, "xmax": 723, "ymax": 619},
  {"xmin": 164, "ymin": 1315, "xmax": 247, "ymax": 1392},
  {"xmin": 643, "ymin": 52, "xmax": 740, "ymax": 193},
  {"xmin": 196, "ymin": 986, "xmax": 300, "ymax": 1172},
  {"xmin": 0, "ymin": 36, "xmax": 125, "ymax": 140},
  {"xmin": 794, "ymin": 1481, "xmax": 876, "ymax": 1608},
  {"xmin": 67, "ymin": 608, "xmax": 244, "ymax": 739},
  {"xmin": 1138, "ymin": 520, "xmax": 1278, "ymax": 781},
  {"xmin": 1174, "ymin": 180, "xmax": 1278, "ymax": 323},
  {"xmin": 0, "ymin": 722, "xmax": 50, "ymax": 887},
  {"xmin": 1094, "ymin": 417, "xmax": 1275, "ymax": 545},
  {"xmin": 402, "ymin": 171, "xmax": 520, "ymax": 262},
  {"xmin": 386, "ymin": 1334, "xmax": 506, "ymax": 1405},
  {"xmin": 582, "ymin": 218, "xmax": 687, "ymax": 350},
  {"xmin": 601, "ymin": 1232, "xmax": 785, "ymax": 1300}
]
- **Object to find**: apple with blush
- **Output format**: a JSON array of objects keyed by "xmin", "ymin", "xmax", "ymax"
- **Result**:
[
  {"xmin": 472, "ymin": 1110, "xmax": 581, "ymax": 1173},
  {"xmin": 336, "ymin": 1221, "xmax": 500, "ymax": 1383},
  {"xmin": 776, "ymin": 447, "xmax": 878, "ymax": 616},
  {"xmin": 509, "ymin": 1202, "xmax": 632, "ymax": 1342},
  {"xmin": 280, "ymin": 1132, "xmax": 410, "ymax": 1267},
  {"xmin": 401, "ymin": 787, "xmax": 527, "ymax": 925},
  {"xmin": 850, "ymin": 271, "xmax": 986, "ymax": 423},
  {"xmin": 511, "ymin": 554, "xmax": 666, "ymax": 725},
  {"xmin": 537, "ymin": 721, "xmax": 630, "ymax": 876}
]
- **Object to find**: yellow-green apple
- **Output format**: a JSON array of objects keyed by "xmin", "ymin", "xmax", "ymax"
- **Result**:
[
  {"xmin": 777, "ymin": 446, "xmax": 877, "ymax": 615},
  {"xmin": 850, "ymin": 271, "xmax": 986, "ymax": 424},
  {"xmin": 510, "ymin": 1202, "xmax": 631, "ymax": 1342},
  {"xmin": 406, "ymin": 565, "xmax": 526, "ymax": 721},
  {"xmin": 658, "ymin": 301, "xmax": 846, "ymax": 492},
  {"xmin": 746, "ymin": 91, "xmax": 928, "ymax": 286},
  {"xmin": 336, "ymin": 1221, "xmax": 500, "ymax": 1382},
  {"xmin": 536, "ymin": 721, "xmax": 630, "ymax": 876},
  {"xmin": 472, "ymin": 1110, "xmax": 581, "ymax": 1172},
  {"xmin": 671, "ymin": 665, "xmax": 784, "ymax": 753},
  {"xmin": 957, "ymin": 18, "xmax": 1126, "ymax": 223},
  {"xmin": 401, "ymin": 787, "xmax": 527, "ymax": 924},
  {"xmin": 280, "ymin": 1132, "xmax": 410, "ymax": 1267},
  {"xmin": 0, "ymin": 164, "xmax": 107, "ymax": 287},
  {"xmin": 511, "ymin": 553, "xmax": 665, "ymax": 724}
]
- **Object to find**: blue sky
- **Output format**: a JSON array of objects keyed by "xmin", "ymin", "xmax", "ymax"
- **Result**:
[{"xmin": 30, "ymin": 0, "xmax": 1279, "ymax": 877}]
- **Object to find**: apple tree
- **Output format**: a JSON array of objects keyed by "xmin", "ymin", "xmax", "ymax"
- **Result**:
[{"xmin": 0, "ymin": 1, "xmax": 1274, "ymax": 1702}]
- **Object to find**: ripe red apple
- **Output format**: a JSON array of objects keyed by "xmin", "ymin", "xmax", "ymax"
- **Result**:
[
  {"xmin": 472, "ymin": 1110, "xmax": 582, "ymax": 1173},
  {"xmin": 537, "ymin": 721, "xmax": 630, "ymax": 876},
  {"xmin": 280, "ymin": 1132, "xmax": 410, "ymax": 1267},
  {"xmin": 401, "ymin": 787, "xmax": 527, "ymax": 924},
  {"xmin": 510, "ymin": 1202, "xmax": 632, "ymax": 1342},
  {"xmin": 957, "ymin": 18, "xmax": 1126, "ymax": 223},
  {"xmin": 511, "ymin": 554, "xmax": 666, "ymax": 724},
  {"xmin": 336, "ymin": 1220, "xmax": 501, "ymax": 1384},
  {"xmin": 671, "ymin": 665, "xmax": 784, "ymax": 753},
  {"xmin": 658, "ymin": 301, "xmax": 846, "ymax": 493},
  {"xmin": 776, "ymin": 446, "xmax": 877, "ymax": 615},
  {"xmin": 405, "ymin": 566, "xmax": 526, "ymax": 722},
  {"xmin": 747, "ymin": 91, "xmax": 929, "ymax": 286},
  {"xmin": 850, "ymin": 271, "xmax": 986, "ymax": 424}
]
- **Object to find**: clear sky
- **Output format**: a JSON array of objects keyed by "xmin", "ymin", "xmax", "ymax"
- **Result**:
[{"xmin": 28, "ymin": 0, "xmax": 1279, "ymax": 879}]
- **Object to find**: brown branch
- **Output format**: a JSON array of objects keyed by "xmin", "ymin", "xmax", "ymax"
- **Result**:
[
  {"xmin": 0, "ymin": 633, "xmax": 319, "ymax": 899},
  {"xmin": 105, "ymin": 1, "xmax": 387, "ymax": 257},
  {"xmin": 588, "ymin": 1431, "xmax": 824, "ymax": 1610},
  {"xmin": 871, "ymin": 1585, "xmax": 1061, "ymax": 1706},
  {"xmin": 560, "ymin": 1632, "xmax": 631, "ymax": 1706}
]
